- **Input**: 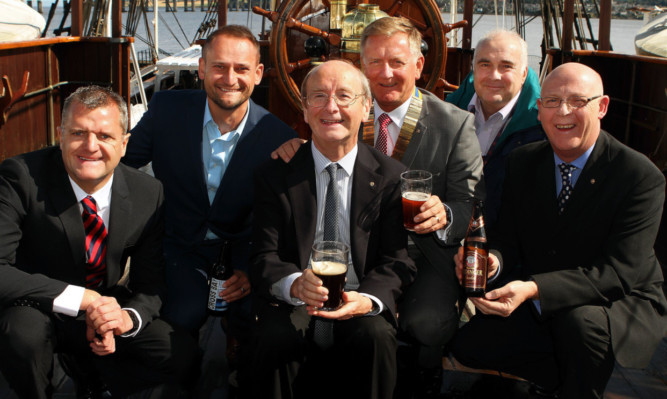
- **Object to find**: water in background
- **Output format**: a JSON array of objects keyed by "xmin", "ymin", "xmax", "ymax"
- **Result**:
[{"xmin": 43, "ymin": 8, "xmax": 644, "ymax": 69}]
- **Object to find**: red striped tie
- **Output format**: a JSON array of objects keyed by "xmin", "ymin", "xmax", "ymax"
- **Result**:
[{"xmin": 81, "ymin": 196, "xmax": 107, "ymax": 288}]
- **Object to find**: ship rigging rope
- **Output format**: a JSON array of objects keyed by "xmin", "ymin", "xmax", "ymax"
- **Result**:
[
  {"xmin": 158, "ymin": 11, "xmax": 187, "ymax": 49},
  {"xmin": 167, "ymin": 7, "xmax": 190, "ymax": 50}
]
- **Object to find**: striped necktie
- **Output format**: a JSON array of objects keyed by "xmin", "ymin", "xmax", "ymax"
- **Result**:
[{"xmin": 81, "ymin": 196, "xmax": 107, "ymax": 288}]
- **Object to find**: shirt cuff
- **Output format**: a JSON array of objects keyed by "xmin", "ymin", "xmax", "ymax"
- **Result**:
[
  {"xmin": 435, "ymin": 203, "xmax": 454, "ymax": 242},
  {"xmin": 271, "ymin": 272, "xmax": 305, "ymax": 306},
  {"xmin": 53, "ymin": 285, "xmax": 85, "ymax": 317},
  {"xmin": 359, "ymin": 293, "xmax": 383, "ymax": 316},
  {"xmin": 120, "ymin": 308, "xmax": 142, "ymax": 338},
  {"xmin": 487, "ymin": 261, "xmax": 502, "ymax": 284}
]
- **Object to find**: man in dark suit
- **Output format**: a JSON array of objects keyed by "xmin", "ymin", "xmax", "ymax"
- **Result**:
[
  {"xmin": 271, "ymin": 17, "xmax": 484, "ymax": 393},
  {"xmin": 243, "ymin": 60, "xmax": 416, "ymax": 399},
  {"xmin": 0, "ymin": 86, "xmax": 196, "ymax": 399},
  {"xmin": 123, "ymin": 25, "xmax": 297, "ymax": 338},
  {"xmin": 452, "ymin": 63, "xmax": 667, "ymax": 398}
]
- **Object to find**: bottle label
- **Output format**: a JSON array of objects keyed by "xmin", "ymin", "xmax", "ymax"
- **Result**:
[
  {"xmin": 463, "ymin": 251, "xmax": 487, "ymax": 290},
  {"xmin": 208, "ymin": 277, "xmax": 228, "ymax": 312}
]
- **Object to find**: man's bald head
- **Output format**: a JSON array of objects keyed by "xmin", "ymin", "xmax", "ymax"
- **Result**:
[
  {"xmin": 538, "ymin": 62, "xmax": 609, "ymax": 162},
  {"xmin": 542, "ymin": 63, "xmax": 604, "ymax": 97}
]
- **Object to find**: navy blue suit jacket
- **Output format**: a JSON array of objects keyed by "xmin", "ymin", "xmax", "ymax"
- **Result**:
[{"xmin": 123, "ymin": 90, "xmax": 297, "ymax": 271}]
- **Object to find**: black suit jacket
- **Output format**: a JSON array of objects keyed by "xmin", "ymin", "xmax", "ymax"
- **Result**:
[
  {"xmin": 250, "ymin": 142, "xmax": 416, "ymax": 320},
  {"xmin": 0, "ymin": 147, "xmax": 166, "ymax": 329},
  {"xmin": 493, "ymin": 131, "xmax": 667, "ymax": 368},
  {"xmin": 124, "ymin": 90, "xmax": 297, "ymax": 269}
]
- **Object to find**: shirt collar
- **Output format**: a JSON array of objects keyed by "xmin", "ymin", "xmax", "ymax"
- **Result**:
[
  {"xmin": 68, "ymin": 174, "xmax": 113, "ymax": 210},
  {"xmin": 374, "ymin": 90, "xmax": 414, "ymax": 127},
  {"xmin": 203, "ymin": 100, "xmax": 250, "ymax": 142},
  {"xmin": 553, "ymin": 143, "xmax": 596, "ymax": 170},
  {"xmin": 311, "ymin": 142, "xmax": 358, "ymax": 177},
  {"xmin": 468, "ymin": 89, "xmax": 522, "ymax": 121}
]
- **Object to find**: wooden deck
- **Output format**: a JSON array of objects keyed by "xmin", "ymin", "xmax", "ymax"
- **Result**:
[{"xmin": 1, "ymin": 319, "xmax": 665, "ymax": 398}]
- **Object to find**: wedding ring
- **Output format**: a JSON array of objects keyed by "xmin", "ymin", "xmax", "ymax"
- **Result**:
[
  {"xmin": 435, "ymin": 215, "xmax": 440, "ymax": 223},
  {"xmin": 241, "ymin": 287, "xmax": 246, "ymax": 294}
]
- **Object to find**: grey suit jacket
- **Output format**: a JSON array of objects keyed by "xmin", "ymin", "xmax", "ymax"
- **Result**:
[
  {"xmin": 401, "ymin": 90, "xmax": 484, "ymax": 266},
  {"xmin": 0, "ymin": 147, "xmax": 166, "ymax": 329},
  {"xmin": 250, "ymin": 142, "xmax": 416, "ymax": 321}
]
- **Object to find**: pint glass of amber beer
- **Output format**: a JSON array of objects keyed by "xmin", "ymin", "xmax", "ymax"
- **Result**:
[
  {"xmin": 400, "ymin": 170, "xmax": 432, "ymax": 231},
  {"xmin": 311, "ymin": 241, "xmax": 349, "ymax": 311}
]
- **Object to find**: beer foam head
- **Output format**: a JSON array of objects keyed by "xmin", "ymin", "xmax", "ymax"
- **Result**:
[
  {"xmin": 312, "ymin": 261, "xmax": 347, "ymax": 275},
  {"xmin": 402, "ymin": 191, "xmax": 430, "ymax": 201}
]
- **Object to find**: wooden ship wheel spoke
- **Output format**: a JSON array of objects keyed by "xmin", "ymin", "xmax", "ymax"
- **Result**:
[{"xmin": 253, "ymin": 0, "xmax": 463, "ymax": 118}]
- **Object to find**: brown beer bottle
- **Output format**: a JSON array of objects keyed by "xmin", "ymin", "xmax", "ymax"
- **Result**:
[
  {"xmin": 463, "ymin": 200, "xmax": 488, "ymax": 297},
  {"xmin": 207, "ymin": 241, "xmax": 233, "ymax": 316}
]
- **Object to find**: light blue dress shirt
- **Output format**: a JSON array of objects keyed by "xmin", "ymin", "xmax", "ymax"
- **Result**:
[
  {"xmin": 553, "ymin": 143, "xmax": 595, "ymax": 193},
  {"xmin": 201, "ymin": 101, "xmax": 250, "ymax": 239}
]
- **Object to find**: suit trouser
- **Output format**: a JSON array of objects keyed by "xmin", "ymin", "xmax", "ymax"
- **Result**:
[
  {"xmin": 239, "ymin": 301, "xmax": 397, "ymax": 399},
  {"xmin": 451, "ymin": 302, "xmax": 615, "ymax": 399},
  {"xmin": 0, "ymin": 305, "xmax": 198, "ymax": 399},
  {"xmin": 397, "ymin": 245, "xmax": 460, "ymax": 368}
]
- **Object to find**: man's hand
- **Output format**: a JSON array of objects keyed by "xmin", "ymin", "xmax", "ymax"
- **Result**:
[
  {"xmin": 80, "ymin": 289, "xmax": 102, "ymax": 310},
  {"xmin": 86, "ymin": 326, "xmax": 115, "ymax": 356},
  {"xmin": 270, "ymin": 138, "xmax": 306, "ymax": 163},
  {"xmin": 85, "ymin": 296, "xmax": 134, "ymax": 337},
  {"xmin": 454, "ymin": 249, "xmax": 500, "ymax": 285},
  {"xmin": 412, "ymin": 195, "xmax": 448, "ymax": 234},
  {"xmin": 470, "ymin": 280, "xmax": 539, "ymax": 317},
  {"xmin": 308, "ymin": 291, "xmax": 374, "ymax": 320},
  {"xmin": 221, "ymin": 270, "xmax": 251, "ymax": 302},
  {"xmin": 290, "ymin": 269, "xmax": 328, "ymax": 307}
]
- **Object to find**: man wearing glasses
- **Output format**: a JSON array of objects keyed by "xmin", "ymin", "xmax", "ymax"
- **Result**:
[
  {"xmin": 451, "ymin": 62, "xmax": 666, "ymax": 398},
  {"xmin": 244, "ymin": 60, "xmax": 416, "ymax": 399}
]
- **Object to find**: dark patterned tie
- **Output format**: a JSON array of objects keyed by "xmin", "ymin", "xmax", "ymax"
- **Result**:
[
  {"xmin": 314, "ymin": 163, "xmax": 340, "ymax": 350},
  {"xmin": 81, "ymin": 196, "xmax": 107, "ymax": 288},
  {"xmin": 557, "ymin": 163, "xmax": 576, "ymax": 215},
  {"xmin": 323, "ymin": 163, "xmax": 340, "ymax": 241},
  {"xmin": 376, "ymin": 113, "xmax": 391, "ymax": 156}
]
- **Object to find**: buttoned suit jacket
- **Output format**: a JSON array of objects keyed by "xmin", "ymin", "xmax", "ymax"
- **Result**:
[
  {"xmin": 0, "ymin": 147, "xmax": 165, "ymax": 328},
  {"xmin": 250, "ymin": 142, "xmax": 416, "ymax": 320},
  {"xmin": 493, "ymin": 131, "xmax": 667, "ymax": 368},
  {"xmin": 123, "ymin": 90, "xmax": 297, "ymax": 270},
  {"xmin": 398, "ymin": 90, "xmax": 484, "ymax": 270}
]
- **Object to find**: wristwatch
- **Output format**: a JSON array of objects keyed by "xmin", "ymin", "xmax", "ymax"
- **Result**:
[{"xmin": 122, "ymin": 309, "xmax": 140, "ymax": 337}]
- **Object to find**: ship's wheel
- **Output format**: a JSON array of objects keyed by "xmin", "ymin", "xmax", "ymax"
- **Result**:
[{"xmin": 254, "ymin": 0, "xmax": 463, "ymax": 114}]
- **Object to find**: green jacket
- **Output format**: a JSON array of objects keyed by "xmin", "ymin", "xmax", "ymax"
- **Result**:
[{"xmin": 445, "ymin": 67, "xmax": 541, "ymax": 148}]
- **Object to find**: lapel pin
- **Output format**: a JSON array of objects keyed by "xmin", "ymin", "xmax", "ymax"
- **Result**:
[
  {"xmin": 370, "ymin": 181, "xmax": 375, "ymax": 187},
  {"xmin": 590, "ymin": 179, "xmax": 596, "ymax": 184}
]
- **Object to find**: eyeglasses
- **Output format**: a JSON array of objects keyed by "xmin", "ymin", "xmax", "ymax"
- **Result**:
[
  {"xmin": 539, "ymin": 95, "xmax": 602, "ymax": 109},
  {"xmin": 303, "ymin": 92, "xmax": 364, "ymax": 108}
]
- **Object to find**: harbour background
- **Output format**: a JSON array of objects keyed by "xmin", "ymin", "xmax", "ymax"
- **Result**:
[{"xmin": 39, "ymin": 8, "xmax": 647, "ymax": 72}]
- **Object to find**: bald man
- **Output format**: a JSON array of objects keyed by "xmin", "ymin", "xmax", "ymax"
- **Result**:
[{"xmin": 451, "ymin": 63, "xmax": 666, "ymax": 398}]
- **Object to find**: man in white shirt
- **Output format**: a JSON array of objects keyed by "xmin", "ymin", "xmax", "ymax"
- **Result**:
[
  {"xmin": 446, "ymin": 29, "xmax": 544, "ymax": 227},
  {"xmin": 245, "ymin": 60, "xmax": 416, "ymax": 399},
  {"xmin": 271, "ymin": 18, "xmax": 485, "ymax": 395},
  {"xmin": 0, "ymin": 86, "xmax": 196, "ymax": 398}
]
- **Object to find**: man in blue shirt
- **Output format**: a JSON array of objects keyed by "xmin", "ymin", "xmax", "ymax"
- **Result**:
[
  {"xmin": 123, "ymin": 26, "xmax": 297, "ymax": 342},
  {"xmin": 451, "ymin": 63, "xmax": 666, "ymax": 398}
]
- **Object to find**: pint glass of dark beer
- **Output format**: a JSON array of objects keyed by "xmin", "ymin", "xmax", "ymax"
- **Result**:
[
  {"xmin": 400, "ymin": 170, "xmax": 432, "ymax": 231},
  {"xmin": 311, "ymin": 241, "xmax": 349, "ymax": 311}
]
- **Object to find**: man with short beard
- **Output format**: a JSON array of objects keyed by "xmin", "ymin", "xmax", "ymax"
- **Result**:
[{"xmin": 123, "ymin": 25, "xmax": 297, "ymax": 346}]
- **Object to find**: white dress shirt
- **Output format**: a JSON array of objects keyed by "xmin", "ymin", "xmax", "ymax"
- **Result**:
[
  {"xmin": 273, "ymin": 144, "xmax": 382, "ymax": 315},
  {"xmin": 53, "ymin": 175, "xmax": 141, "ymax": 337}
]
